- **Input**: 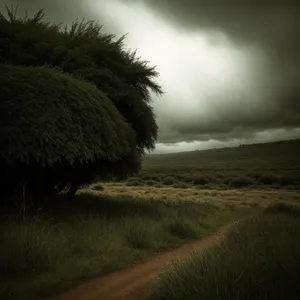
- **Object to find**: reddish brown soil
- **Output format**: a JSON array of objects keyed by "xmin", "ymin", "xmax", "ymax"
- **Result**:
[{"xmin": 48, "ymin": 228, "xmax": 227, "ymax": 300}]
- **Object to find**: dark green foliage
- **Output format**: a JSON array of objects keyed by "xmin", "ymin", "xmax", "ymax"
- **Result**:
[
  {"xmin": 0, "ymin": 8, "xmax": 162, "ymax": 151},
  {"xmin": 135, "ymin": 140, "xmax": 300, "ymax": 190},
  {"xmin": 126, "ymin": 177, "xmax": 144, "ymax": 186},
  {"xmin": 162, "ymin": 177, "xmax": 174, "ymax": 186},
  {"xmin": 146, "ymin": 211, "xmax": 300, "ymax": 300},
  {"xmin": 145, "ymin": 180, "xmax": 157, "ymax": 186},
  {"xmin": 0, "ymin": 6, "xmax": 162, "ymax": 196},
  {"xmin": 125, "ymin": 166, "xmax": 300, "ymax": 190},
  {"xmin": 257, "ymin": 172, "xmax": 281, "ymax": 185},
  {"xmin": 167, "ymin": 217, "xmax": 198, "ymax": 238},
  {"xmin": 0, "ymin": 64, "xmax": 136, "ymax": 195},
  {"xmin": 280, "ymin": 175, "xmax": 295, "ymax": 186},
  {"xmin": 230, "ymin": 176, "xmax": 255, "ymax": 188},
  {"xmin": 0, "ymin": 64, "xmax": 133, "ymax": 166},
  {"xmin": 173, "ymin": 182, "xmax": 191, "ymax": 189},
  {"xmin": 190, "ymin": 175, "xmax": 210, "ymax": 185}
]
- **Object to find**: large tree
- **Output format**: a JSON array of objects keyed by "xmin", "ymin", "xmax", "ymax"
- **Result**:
[{"xmin": 0, "ymin": 7, "xmax": 162, "ymax": 197}]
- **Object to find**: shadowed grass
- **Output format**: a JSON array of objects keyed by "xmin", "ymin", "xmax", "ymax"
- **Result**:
[
  {"xmin": 145, "ymin": 203, "xmax": 300, "ymax": 300},
  {"xmin": 0, "ymin": 191, "xmax": 244, "ymax": 300}
]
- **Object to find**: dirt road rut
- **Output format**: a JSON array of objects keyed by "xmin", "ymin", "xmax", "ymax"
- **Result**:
[{"xmin": 49, "ymin": 231, "xmax": 222, "ymax": 300}]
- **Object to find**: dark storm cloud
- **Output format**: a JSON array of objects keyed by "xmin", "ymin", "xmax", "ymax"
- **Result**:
[
  {"xmin": 132, "ymin": 0, "xmax": 300, "ymax": 143},
  {"xmin": 157, "ymin": 80, "xmax": 300, "ymax": 144},
  {"xmin": 138, "ymin": 0, "xmax": 299, "ymax": 60},
  {"xmin": 0, "ymin": 0, "xmax": 121, "ymax": 34},
  {"xmin": 2, "ymin": 0, "xmax": 299, "ymax": 149},
  {"xmin": 1, "ymin": 0, "xmax": 82, "ymax": 23}
]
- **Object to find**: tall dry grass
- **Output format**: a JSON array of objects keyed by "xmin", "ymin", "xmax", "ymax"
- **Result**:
[{"xmin": 146, "ymin": 203, "xmax": 300, "ymax": 300}]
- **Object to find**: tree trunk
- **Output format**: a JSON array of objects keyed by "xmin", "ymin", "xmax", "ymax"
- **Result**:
[{"xmin": 67, "ymin": 182, "xmax": 80, "ymax": 198}]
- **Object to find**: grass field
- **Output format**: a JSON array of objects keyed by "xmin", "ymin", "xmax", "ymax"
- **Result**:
[
  {"xmin": 0, "ymin": 191, "xmax": 251, "ymax": 300},
  {"xmin": 145, "ymin": 203, "xmax": 300, "ymax": 300},
  {"xmin": 1, "ymin": 139, "xmax": 300, "ymax": 300},
  {"xmin": 124, "ymin": 139, "xmax": 300, "ymax": 190}
]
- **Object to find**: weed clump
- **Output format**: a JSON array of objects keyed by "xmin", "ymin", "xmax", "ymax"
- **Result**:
[
  {"xmin": 167, "ymin": 217, "xmax": 198, "ymax": 239},
  {"xmin": 162, "ymin": 177, "xmax": 174, "ymax": 186},
  {"xmin": 126, "ymin": 177, "xmax": 144, "ymax": 186},
  {"xmin": 230, "ymin": 176, "xmax": 254, "ymax": 188}
]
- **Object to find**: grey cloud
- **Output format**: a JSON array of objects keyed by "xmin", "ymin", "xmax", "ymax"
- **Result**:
[
  {"xmin": 154, "ymin": 127, "xmax": 300, "ymax": 153},
  {"xmin": 138, "ymin": 0, "xmax": 299, "ymax": 59},
  {"xmin": 155, "ymin": 64, "xmax": 300, "ymax": 143},
  {"xmin": 138, "ymin": 0, "xmax": 300, "ymax": 144},
  {"xmin": 1, "ymin": 0, "xmax": 83, "ymax": 23},
  {"xmin": 2, "ymin": 0, "xmax": 299, "ymax": 149},
  {"xmin": 0, "ymin": 0, "xmax": 122, "ymax": 35}
]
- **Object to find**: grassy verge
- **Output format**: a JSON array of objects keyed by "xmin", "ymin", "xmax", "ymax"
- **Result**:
[
  {"xmin": 145, "ymin": 202, "xmax": 300, "ymax": 300},
  {"xmin": 0, "ymin": 190, "xmax": 249, "ymax": 300}
]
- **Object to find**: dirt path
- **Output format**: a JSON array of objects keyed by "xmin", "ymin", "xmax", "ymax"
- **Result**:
[{"xmin": 49, "ymin": 228, "xmax": 226, "ymax": 300}]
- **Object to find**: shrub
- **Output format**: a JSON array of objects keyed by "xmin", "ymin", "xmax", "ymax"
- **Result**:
[
  {"xmin": 141, "ymin": 173, "xmax": 161, "ymax": 181},
  {"xmin": 146, "ymin": 213, "xmax": 300, "ymax": 300},
  {"xmin": 154, "ymin": 182, "xmax": 163, "ymax": 188},
  {"xmin": 173, "ymin": 182, "xmax": 190, "ymax": 189},
  {"xmin": 258, "ymin": 173, "xmax": 281, "ymax": 185},
  {"xmin": 145, "ymin": 180, "xmax": 157, "ymax": 186},
  {"xmin": 280, "ymin": 175, "xmax": 295, "ymax": 186},
  {"xmin": 190, "ymin": 175, "xmax": 210, "ymax": 185},
  {"xmin": 247, "ymin": 172, "xmax": 262, "ymax": 180},
  {"xmin": 126, "ymin": 177, "xmax": 144, "ymax": 186},
  {"xmin": 229, "ymin": 176, "xmax": 255, "ymax": 188},
  {"xmin": 167, "ymin": 217, "xmax": 198, "ymax": 239},
  {"xmin": 92, "ymin": 184, "xmax": 104, "ymax": 191},
  {"xmin": 222, "ymin": 176, "xmax": 236, "ymax": 185},
  {"xmin": 162, "ymin": 177, "xmax": 174, "ymax": 186},
  {"xmin": 122, "ymin": 217, "xmax": 154, "ymax": 249},
  {"xmin": 182, "ymin": 175, "xmax": 195, "ymax": 183},
  {"xmin": 263, "ymin": 202, "xmax": 300, "ymax": 217},
  {"xmin": 0, "ymin": 64, "xmax": 136, "ymax": 196}
]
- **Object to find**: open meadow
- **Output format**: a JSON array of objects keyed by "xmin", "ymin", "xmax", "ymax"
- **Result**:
[
  {"xmin": 126, "ymin": 139, "xmax": 300, "ymax": 190},
  {"xmin": 145, "ymin": 203, "xmax": 300, "ymax": 300},
  {"xmin": 1, "ymin": 139, "xmax": 300, "ymax": 300}
]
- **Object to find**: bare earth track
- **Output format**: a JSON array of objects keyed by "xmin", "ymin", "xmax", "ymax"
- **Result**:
[{"xmin": 49, "ymin": 228, "xmax": 226, "ymax": 300}]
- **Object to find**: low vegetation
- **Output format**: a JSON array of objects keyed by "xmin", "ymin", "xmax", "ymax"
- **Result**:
[
  {"xmin": 145, "ymin": 202, "xmax": 300, "ymax": 300},
  {"xmin": 122, "ymin": 139, "xmax": 300, "ymax": 191},
  {"xmin": 0, "ymin": 191, "xmax": 249, "ymax": 300},
  {"xmin": 124, "ymin": 166, "xmax": 300, "ymax": 190}
]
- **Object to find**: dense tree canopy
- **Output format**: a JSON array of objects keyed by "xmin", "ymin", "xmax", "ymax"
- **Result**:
[
  {"xmin": 0, "ymin": 64, "xmax": 134, "ymax": 165},
  {"xmin": 0, "ymin": 6, "xmax": 162, "ymax": 197}
]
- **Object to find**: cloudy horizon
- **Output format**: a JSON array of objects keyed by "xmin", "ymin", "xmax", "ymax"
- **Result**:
[{"xmin": 2, "ymin": 0, "xmax": 299, "ymax": 153}]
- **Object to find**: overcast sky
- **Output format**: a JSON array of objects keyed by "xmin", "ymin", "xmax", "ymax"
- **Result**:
[{"xmin": 1, "ymin": 0, "xmax": 299, "ymax": 153}]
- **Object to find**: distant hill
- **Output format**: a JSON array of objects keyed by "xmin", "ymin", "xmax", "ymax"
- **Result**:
[{"xmin": 144, "ymin": 139, "xmax": 300, "ymax": 169}]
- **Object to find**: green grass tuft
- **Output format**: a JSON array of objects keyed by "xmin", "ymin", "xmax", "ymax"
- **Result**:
[{"xmin": 167, "ymin": 216, "xmax": 199, "ymax": 239}]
